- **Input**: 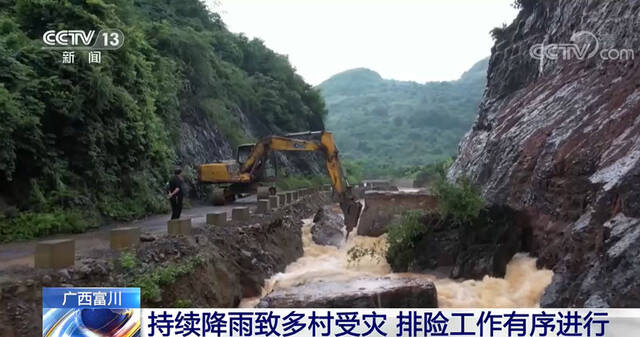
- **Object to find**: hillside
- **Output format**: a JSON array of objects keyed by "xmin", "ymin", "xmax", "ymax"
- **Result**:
[
  {"xmin": 0, "ymin": 0, "xmax": 326, "ymax": 240},
  {"xmin": 319, "ymin": 58, "xmax": 488, "ymax": 177}
]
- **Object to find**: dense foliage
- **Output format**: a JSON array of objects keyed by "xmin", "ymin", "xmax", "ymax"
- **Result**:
[
  {"xmin": 319, "ymin": 59, "xmax": 487, "ymax": 178},
  {"xmin": 0, "ymin": 0, "xmax": 326, "ymax": 241},
  {"xmin": 385, "ymin": 210, "xmax": 427, "ymax": 271},
  {"xmin": 433, "ymin": 176, "xmax": 485, "ymax": 225},
  {"xmin": 417, "ymin": 158, "xmax": 485, "ymax": 225}
]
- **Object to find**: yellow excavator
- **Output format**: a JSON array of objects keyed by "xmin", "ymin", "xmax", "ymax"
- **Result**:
[{"xmin": 197, "ymin": 131, "xmax": 363, "ymax": 233}]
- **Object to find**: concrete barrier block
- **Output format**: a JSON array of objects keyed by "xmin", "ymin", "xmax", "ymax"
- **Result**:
[
  {"xmin": 257, "ymin": 186, "xmax": 270, "ymax": 200},
  {"xmin": 232, "ymin": 207, "xmax": 250, "ymax": 222},
  {"xmin": 206, "ymin": 212, "xmax": 227, "ymax": 226},
  {"xmin": 35, "ymin": 239, "xmax": 75, "ymax": 269},
  {"xmin": 257, "ymin": 200, "xmax": 269, "ymax": 214},
  {"xmin": 110, "ymin": 226, "xmax": 140, "ymax": 251},
  {"xmin": 358, "ymin": 191, "xmax": 438, "ymax": 237},
  {"xmin": 268, "ymin": 195, "xmax": 278, "ymax": 210},
  {"xmin": 168, "ymin": 218, "xmax": 192, "ymax": 235},
  {"xmin": 277, "ymin": 193, "xmax": 287, "ymax": 207}
]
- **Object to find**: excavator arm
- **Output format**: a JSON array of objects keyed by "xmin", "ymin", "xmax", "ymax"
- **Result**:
[{"xmin": 240, "ymin": 131, "xmax": 363, "ymax": 235}]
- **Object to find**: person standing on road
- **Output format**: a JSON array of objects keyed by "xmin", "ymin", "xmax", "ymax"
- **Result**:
[{"xmin": 167, "ymin": 168, "xmax": 184, "ymax": 219}]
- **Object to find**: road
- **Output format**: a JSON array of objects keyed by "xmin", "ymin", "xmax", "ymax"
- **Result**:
[{"xmin": 0, "ymin": 195, "xmax": 257, "ymax": 271}]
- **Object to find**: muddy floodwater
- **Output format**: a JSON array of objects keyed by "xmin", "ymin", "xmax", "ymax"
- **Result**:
[{"xmin": 240, "ymin": 218, "xmax": 553, "ymax": 308}]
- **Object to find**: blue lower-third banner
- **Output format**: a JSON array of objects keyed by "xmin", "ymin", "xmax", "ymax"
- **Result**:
[
  {"xmin": 139, "ymin": 308, "xmax": 640, "ymax": 337},
  {"xmin": 43, "ymin": 287, "xmax": 141, "ymax": 337}
]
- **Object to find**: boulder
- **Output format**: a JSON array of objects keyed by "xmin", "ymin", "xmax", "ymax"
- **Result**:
[
  {"xmin": 311, "ymin": 206, "xmax": 345, "ymax": 247},
  {"xmin": 258, "ymin": 278, "xmax": 437, "ymax": 308}
]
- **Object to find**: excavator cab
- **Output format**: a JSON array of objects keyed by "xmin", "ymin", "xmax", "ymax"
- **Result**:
[
  {"xmin": 236, "ymin": 143, "xmax": 255, "ymax": 166},
  {"xmin": 237, "ymin": 143, "xmax": 278, "ymax": 181}
]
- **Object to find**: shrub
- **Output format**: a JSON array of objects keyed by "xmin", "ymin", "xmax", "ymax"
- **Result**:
[
  {"xmin": 490, "ymin": 23, "xmax": 509, "ymax": 41},
  {"xmin": 132, "ymin": 256, "xmax": 203, "ymax": 302},
  {"xmin": 385, "ymin": 210, "xmax": 427, "ymax": 270},
  {"xmin": 413, "ymin": 158, "xmax": 454, "ymax": 187},
  {"xmin": 0, "ymin": 209, "xmax": 98, "ymax": 242},
  {"xmin": 119, "ymin": 252, "xmax": 137, "ymax": 270},
  {"xmin": 433, "ymin": 176, "xmax": 484, "ymax": 225}
]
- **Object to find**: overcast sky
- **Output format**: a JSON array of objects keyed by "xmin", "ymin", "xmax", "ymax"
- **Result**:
[{"xmin": 208, "ymin": 0, "xmax": 518, "ymax": 85}]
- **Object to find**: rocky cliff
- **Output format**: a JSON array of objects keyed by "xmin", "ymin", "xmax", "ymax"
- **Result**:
[
  {"xmin": 450, "ymin": 0, "xmax": 640, "ymax": 307},
  {"xmin": 177, "ymin": 104, "xmax": 325, "ymax": 190}
]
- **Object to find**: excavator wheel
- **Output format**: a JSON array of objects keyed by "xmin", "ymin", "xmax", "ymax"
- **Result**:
[{"xmin": 211, "ymin": 188, "xmax": 227, "ymax": 205}]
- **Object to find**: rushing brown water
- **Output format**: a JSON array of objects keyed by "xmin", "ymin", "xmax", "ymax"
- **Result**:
[{"xmin": 240, "ymin": 218, "xmax": 553, "ymax": 307}]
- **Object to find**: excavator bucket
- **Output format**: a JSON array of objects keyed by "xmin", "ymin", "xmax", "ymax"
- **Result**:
[{"xmin": 341, "ymin": 199, "xmax": 363, "ymax": 238}]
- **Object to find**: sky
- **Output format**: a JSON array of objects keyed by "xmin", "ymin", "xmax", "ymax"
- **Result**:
[{"xmin": 207, "ymin": 0, "xmax": 518, "ymax": 85}]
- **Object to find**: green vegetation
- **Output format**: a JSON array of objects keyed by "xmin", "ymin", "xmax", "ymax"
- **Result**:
[
  {"xmin": 385, "ymin": 210, "xmax": 428, "ymax": 270},
  {"xmin": 0, "ymin": 0, "xmax": 326, "ymax": 241},
  {"xmin": 0, "ymin": 208, "xmax": 96, "ymax": 243},
  {"xmin": 433, "ymin": 176, "xmax": 485, "ymax": 225},
  {"xmin": 422, "ymin": 159, "xmax": 485, "ymax": 225},
  {"xmin": 412, "ymin": 158, "xmax": 454, "ymax": 188},
  {"xmin": 319, "ymin": 59, "xmax": 487, "ymax": 178},
  {"xmin": 132, "ymin": 256, "xmax": 204, "ymax": 302},
  {"xmin": 342, "ymin": 160, "xmax": 364, "ymax": 185},
  {"xmin": 118, "ymin": 251, "xmax": 137, "ymax": 270}
]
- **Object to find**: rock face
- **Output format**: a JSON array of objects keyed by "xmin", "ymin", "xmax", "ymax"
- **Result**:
[
  {"xmin": 358, "ymin": 191, "xmax": 438, "ymax": 237},
  {"xmin": 179, "ymin": 108, "xmax": 326, "ymax": 199},
  {"xmin": 449, "ymin": 1, "xmax": 640, "ymax": 307},
  {"xmin": 311, "ymin": 206, "xmax": 346, "ymax": 247},
  {"xmin": 258, "ymin": 278, "xmax": 438, "ymax": 308}
]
